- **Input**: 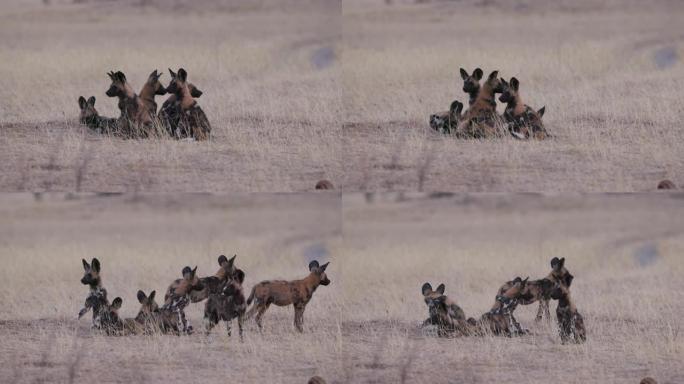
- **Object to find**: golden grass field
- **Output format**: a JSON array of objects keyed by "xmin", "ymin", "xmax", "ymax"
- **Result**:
[
  {"xmin": 0, "ymin": 193, "xmax": 341, "ymax": 383},
  {"xmin": 0, "ymin": 0, "xmax": 341, "ymax": 192},
  {"xmin": 341, "ymin": 192, "xmax": 684, "ymax": 383},
  {"xmin": 342, "ymin": 0, "xmax": 684, "ymax": 192}
]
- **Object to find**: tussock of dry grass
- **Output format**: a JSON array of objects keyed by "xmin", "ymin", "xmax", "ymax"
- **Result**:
[
  {"xmin": 340, "ymin": 193, "xmax": 684, "ymax": 383},
  {"xmin": 0, "ymin": 193, "xmax": 341, "ymax": 383}
]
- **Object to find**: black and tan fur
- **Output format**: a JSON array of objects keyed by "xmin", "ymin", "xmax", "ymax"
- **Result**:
[
  {"xmin": 456, "ymin": 70, "xmax": 506, "ymax": 138},
  {"xmin": 120, "ymin": 290, "xmax": 164, "ymax": 335},
  {"xmin": 657, "ymin": 179, "xmax": 676, "ymax": 190},
  {"xmin": 315, "ymin": 180, "xmax": 335, "ymax": 190},
  {"xmin": 164, "ymin": 68, "xmax": 211, "ymax": 140},
  {"xmin": 78, "ymin": 96, "xmax": 118, "ymax": 134},
  {"xmin": 499, "ymin": 77, "xmax": 549, "ymax": 140},
  {"xmin": 460, "ymin": 67, "xmax": 483, "ymax": 106},
  {"xmin": 105, "ymin": 70, "xmax": 153, "ymax": 138},
  {"xmin": 420, "ymin": 282, "xmax": 469, "ymax": 337},
  {"xmin": 429, "ymin": 100, "xmax": 464, "ymax": 135},
  {"xmin": 204, "ymin": 269, "xmax": 247, "ymax": 340},
  {"xmin": 497, "ymin": 257, "xmax": 574, "ymax": 322},
  {"xmin": 159, "ymin": 82, "xmax": 202, "ymax": 137},
  {"xmin": 165, "ymin": 255, "xmax": 238, "ymax": 304},
  {"xmin": 477, "ymin": 277, "xmax": 530, "ymax": 336},
  {"xmin": 78, "ymin": 258, "xmax": 112, "ymax": 329},
  {"xmin": 162, "ymin": 266, "xmax": 205, "ymax": 334},
  {"xmin": 245, "ymin": 260, "xmax": 330, "ymax": 332},
  {"xmin": 138, "ymin": 70, "xmax": 167, "ymax": 116},
  {"xmin": 550, "ymin": 282, "xmax": 586, "ymax": 344},
  {"xmin": 99, "ymin": 296, "xmax": 125, "ymax": 335}
]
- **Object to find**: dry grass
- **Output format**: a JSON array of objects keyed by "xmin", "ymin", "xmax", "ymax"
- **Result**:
[
  {"xmin": 0, "ymin": 0, "xmax": 341, "ymax": 192},
  {"xmin": 342, "ymin": 0, "xmax": 684, "ymax": 192},
  {"xmin": 340, "ymin": 192, "xmax": 684, "ymax": 383},
  {"xmin": 0, "ymin": 193, "xmax": 342, "ymax": 383}
]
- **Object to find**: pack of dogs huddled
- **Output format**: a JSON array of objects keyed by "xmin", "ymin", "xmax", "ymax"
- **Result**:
[
  {"xmin": 78, "ymin": 255, "xmax": 331, "ymax": 338},
  {"xmin": 430, "ymin": 68, "xmax": 549, "ymax": 140},
  {"xmin": 78, "ymin": 68, "xmax": 211, "ymax": 140},
  {"xmin": 421, "ymin": 257, "xmax": 586, "ymax": 344}
]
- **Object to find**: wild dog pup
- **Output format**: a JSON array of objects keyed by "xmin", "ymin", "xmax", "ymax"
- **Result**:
[
  {"xmin": 550, "ymin": 283, "xmax": 586, "ymax": 344},
  {"xmin": 479, "ymin": 277, "xmax": 530, "ymax": 336},
  {"xmin": 162, "ymin": 266, "xmax": 205, "ymax": 334},
  {"xmin": 460, "ymin": 67, "xmax": 483, "ymax": 106},
  {"xmin": 498, "ymin": 256, "xmax": 574, "ymax": 322},
  {"xmin": 164, "ymin": 68, "xmax": 211, "ymax": 140},
  {"xmin": 106, "ymin": 70, "xmax": 152, "ymax": 138},
  {"xmin": 78, "ymin": 96, "xmax": 118, "ymax": 134},
  {"xmin": 429, "ymin": 100, "xmax": 464, "ymax": 135},
  {"xmin": 99, "ymin": 297, "xmax": 125, "ymax": 335},
  {"xmin": 159, "ymin": 82, "xmax": 202, "ymax": 137},
  {"xmin": 78, "ymin": 258, "xmax": 112, "ymax": 329},
  {"xmin": 457, "ymin": 71, "xmax": 506, "ymax": 138},
  {"xmin": 204, "ymin": 269, "xmax": 247, "ymax": 340},
  {"xmin": 138, "ymin": 70, "xmax": 167, "ymax": 116},
  {"xmin": 420, "ymin": 282, "xmax": 468, "ymax": 337},
  {"xmin": 499, "ymin": 77, "xmax": 549, "ymax": 140},
  {"xmin": 246, "ymin": 260, "xmax": 331, "ymax": 332},
  {"xmin": 165, "ymin": 254, "xmax": 238, "ymax": 304}
]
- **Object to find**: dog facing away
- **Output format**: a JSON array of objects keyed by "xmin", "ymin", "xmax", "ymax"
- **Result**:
[
  {"xmin": 159, "ymin": 82, "xmax": 203, "ymax": 138},
  {"xmin": 165, "ymin": 254, "xmax": 238, "ymax": 304},
  {"xmin": 429, "ymin": 100, "xmax": 464, "ymax": 135},
  {"xmin": 499, "ymin": 77, "xmax": 549, "ymax": 140},
  {"xmin": 78, "ymin": 96, "xmax": 118, "ymax": 134},
  {"xmin": 164, "ymin": 68, "xmax": 211, "ymax": 140},
  {"xmin": 420, "ymin": 282, "xmax": 469, "ymax": 337},
  {"xmin": 477, "ymin": 277, "xmax": 530, "ymax": 336},
  {"xmin": 245, "ymin": 260, "xmax": 330, "ymax": 332},
  {"xmin": 204, "ymin": 269, "xmax": 247, "ymax": 340},
  {"xmin": 162, "ymin": 266, "xmax": 205, "ymax": 334},
  {"xmin": 550, "ymin": 283, "xmax": 586, "ymax": 344}
]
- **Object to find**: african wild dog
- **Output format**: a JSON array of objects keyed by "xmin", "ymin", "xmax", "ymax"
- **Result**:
[
  {"xmin": 165, "ymin": 254, "xmax": 238, "ymax": 304},
  {"xmin": 120, "ymin": 290, "xmax": 163, "ymax": 335},
  {"xmin": 315, "ymin": 180, "xmax": 335, "ymax": 190},
  {"xmin": 78, "ymin": 96, "xmax": 118, "ymax": 134},
  {"xmin": 78, "ymin": 258, "xmax": 111, "ymax": 329},
  {"xmin": 499, "ymin": 77, "xmax": 549, "ymax": 140},
  {"xmin": 138, "ymin": 70, "xmax": 167, "ymax": 116},
  {"xmin": 420, "ymin": 282, "xmax": 469, "ymax": 337},
  {"xmin": 550, "ymin": 282, "xmax": 586, "ymax": 344},
  {"xmin": 204, "ymin": 269, "xmax": 247, "ymax": 340},
  {"xmin": 245, "ymin": 260, "xmax": 330, "ymax": 332},
  {"xmin": 456, "ymin": 70, "xmax": 506, "ymax": 138},
  {"xmin": 478, "ymin": 277, "xmax": 530, "ymax": 336},
  {"xmin": 106, "ymin": 70, "xmax": 153, "ymax": 138},
  {"xmin": 429, "ymin": 100, "xmax": 464, "ymax": 134},
  {"xmin": 460, "ymin": 67, "xmax": 483, "ymax": 106},
  {"xmin": 497, "ymin": 257, "xmax": 574, "ymax": 323},
  {"xmin": 162, "ymin": 266, "xmax": 205, "ymax": 334},
  {"xmin": 657, "ymin": 179, "xmax": 676, "ymax": 190},
  {"xmin": 99, "ymin": 296, "xmax": 125, "ymax": 335},
  {"xmin": 164, "ymin": 68, "xmax": 211, "ymax": 140},
  {"xmin": 159, "ymin": 82, "xmax": 202, "ymax": 137}
]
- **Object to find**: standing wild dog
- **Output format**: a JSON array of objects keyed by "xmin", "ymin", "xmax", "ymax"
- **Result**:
[
  {"xmin": 420, "ymin": 282, "xmax": 469, "ymax": 337},
  {"xmin": 204, "ymin": 269, "xmax": 247, "ymax": 340},
  {"xmin": 460, "ymin": 67, "xmax": 483, "ymax": 106},
  {"xmin": 245, "ymin": 260, "xmax": 331, "ymax": 332},
  {"xmin": 429, "ymin": 100, "xmax": 464, "ymax": 135},
  {"xmin": 138, "ymin": 70, "xmax": 167, "ymax": 116},
  {"xmin": 78, "ymin": 96, "xmax": 118, "ymax": 134},
  {"xmin": 165, "ymin": 254, "xmax": 238, "ymax": 303},
  {"xmin": 456, "ymin": 70, "xmax": 506, "ymax": 138},
  {"xmin": 497, "ymin": 256, "xmax": 574, "ymax": 322},
  {"xmin": 162, "ymin": 266, "xmax": 205, "ymax": 334},
  {"xmin": 164, "ymin": 68, "xmax": 211, "ymax": 140},
  {"xmin": 78, "ymin": 258, "xmax": 112, "ymax": 329},
  {"xmin": 478, "ymin": 277, "xmax": 530, "ymax": 336},
  {"xmin": 499, "ymin": 77, "xmax": 549, "ymax": 140},
  {"xmin": 105, "ymin": 70, "xmax": 153, "ymax": 138},
  {"xmin": 159, "ymin": 82, "xmax": 203, "ymax": 137},
  {"xmin": 550, "ymin": 282, "xmax": 586, "ymax": 344}
]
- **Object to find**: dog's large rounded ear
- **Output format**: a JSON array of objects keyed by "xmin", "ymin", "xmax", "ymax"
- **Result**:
[
  {"xmin": 112, "ymin": 297, "xmax": 122, "ymax": 309},
  {"xmin": 473, "ymin": 68, "xmax": 483, "ymax": 80},
  {"xmin": 460, "ymin": 68, "xmax": 468, "ymax": 80},
  {"xmin": 137, "ymin": 290, "xmax": 147, "ymax": 303},
  {"xmin": 91, "ymin": 258, "xmax": 100, "ymax": 272},
  {"xmin": 550, "ymin": 257, "xmax": 560, "ymax": 269},
  {"xmin": 559, "ymin": 257, "xmax": 565, "ymax": 268},
  {"xmin": 190, "ymin": 86, "xmax": 203, "ymax": 98},
  {"xmin": 82, "ymin": 258, "xmax": 90, "ymax": 271},
  {"xmin": 191, "ymin": 265, "xmax": 198, "ymax": 276},
  {"xmin": 168, "ymin": 68, "xmax": 177, "ymax": 78},
  {"xmin": 308, "ymin": 260, "xmax": 320, "ymax": 271},
  {"xmin": 421, "ymin": 283, "xmax": 432, "ymax": 296},
  {"xmin": 107, "ymin": 71, "xmax": 115, "ymax": 81},
  {"xmin": 182, "ymin": 266, "xmax": 192, "ymax": 277},
  {"xmin": 538, "ymin": 106, "xmax": 546, "ymax": 118},
  {"xmin": 149, "ymin": 290, "xmax": 156, "ymax": 302},
  {"xmin": 78, "ymin": 96, "xmax": 87, "ymax": 109},
  {"xmin": 218, "ymin": 255, "xmax": 228, "ymax": 266},
  {"xmin": 510, "ymin": 77, "xmax": 519, "ymax": 91},
  {"xmin": 115, "ymin": 71, "xmax": 126, "ymax": 82},
  {"xmin": 228, "ymin": 254, "xmax": 236, "ymax": 267},
  {"xmin": 87, "ymin": 96, "xmax": 96, "ymax": 106},
  {"xmin": 319, "ymin": 262, "xmax": 330, "ymax": 272},
  {"xmin": 565, "ymin": 273, "xmax": 574, "ymax": 287},
  {"xmin": 178, "ymin": 68, "xmax": 187, "ymax": 82},
  {"xmin": 500, "ymin": 78, "xmax": 508, "ymax": 87},
  {"xmin": 436, "ymin": 283, "xmax": 446, "ymax": 295},
  {"xmin": 234, "ymin": 269, "xmax": 245, "ymax": 284},
  {"xmin": 488, "ymin": 70, "xmax": 499, "ymax": 80}
]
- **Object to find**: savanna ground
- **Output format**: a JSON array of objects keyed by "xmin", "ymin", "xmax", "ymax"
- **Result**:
[
  {"xmin": 0, "ymin": 193, "xmax": 341, "ymax": 383},
  {"xmin": 342, "ymin": 0, "xmax": 684, "ymax": 192},
  {"xmin": 341, "ymin": 192, "xmax": 684, "ymax": 383},
  {"xmin": 0, "ymin": 0, "xmax": 341, "ymax": 192}
]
